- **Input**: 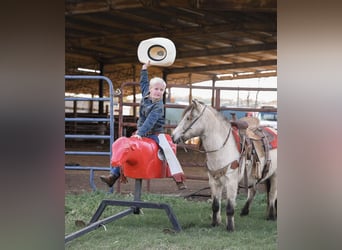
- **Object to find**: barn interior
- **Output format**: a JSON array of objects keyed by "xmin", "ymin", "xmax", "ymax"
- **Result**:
[
  {"xmin": 65, "ymin": 0, "xmax": 277, "ymax": 97},
  {"xmin": 65, "ymin": 1, "xmax": 277, "ymax": 187}
]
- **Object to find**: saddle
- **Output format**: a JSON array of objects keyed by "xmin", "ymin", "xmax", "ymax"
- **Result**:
[{"xmin": 231, "ymin": 117, "xmax": 277, "ymax": 180}]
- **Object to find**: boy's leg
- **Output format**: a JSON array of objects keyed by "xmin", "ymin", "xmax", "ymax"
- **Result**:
[
  {"xmin": 100, "ymin": 166, "xmax": 120, "ymax": 187},
  {"xmin": 157, "ymin": 134, "xmax": 187, "ymax": 190}
]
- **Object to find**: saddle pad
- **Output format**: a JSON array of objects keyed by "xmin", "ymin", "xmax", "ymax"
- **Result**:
[
  {"xmin": 232, "ymin": 127, "xmax": 241, "ymax": 152},
  {"xmin": 262, "ymin": 127, "xmax": 278, "ymax": 149},
  {"xmin": 232, "ymin": 126, "xmax": 278, "ymax": 151},
  {"xmin": 246, "ymin": 127, "xmax": 277, "ymax": 149}
]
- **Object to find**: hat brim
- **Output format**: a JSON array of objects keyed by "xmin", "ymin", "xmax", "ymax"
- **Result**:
[{"xmin": 137, "ymin": 37, "xmax": 176, "ymax": 67}]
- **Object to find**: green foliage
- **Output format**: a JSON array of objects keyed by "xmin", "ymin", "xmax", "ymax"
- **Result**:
[{"xmin": 65, "ymin": 192, "xmax": 277, "ymax": 249}]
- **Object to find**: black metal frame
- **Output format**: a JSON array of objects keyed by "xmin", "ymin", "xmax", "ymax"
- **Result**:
[{"xmin": 65, "ymin": 179, "xmax": 182, "ymax": 243}]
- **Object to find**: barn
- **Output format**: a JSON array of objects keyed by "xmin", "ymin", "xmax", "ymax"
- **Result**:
[{"xmin": 64, "ymin": 0, "xmax": 277, "ymax": 193}]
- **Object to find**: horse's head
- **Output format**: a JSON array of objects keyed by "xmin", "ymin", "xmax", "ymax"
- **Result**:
[{"xmin": 172, "ymin": 99, "xmax": 207, "ymax": 144}]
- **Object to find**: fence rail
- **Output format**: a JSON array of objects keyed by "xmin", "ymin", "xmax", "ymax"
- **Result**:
[{"xmin": 65, "ymin": 75, "xmax": 117, "ymax": 191}]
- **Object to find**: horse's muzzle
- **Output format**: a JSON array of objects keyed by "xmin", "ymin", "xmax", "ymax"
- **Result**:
[{"xmin": 171, "ymin": 134, "xmax": 183, "ymax": 144}]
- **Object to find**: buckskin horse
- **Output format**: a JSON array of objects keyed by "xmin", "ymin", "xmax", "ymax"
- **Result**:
[{"xmin": 172, "ymin": 99, "xmax": 277, "ymax": 232}]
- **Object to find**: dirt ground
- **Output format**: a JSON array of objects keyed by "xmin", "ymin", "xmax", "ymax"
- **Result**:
[
  {"xmin": 65, "ymin": 169, "xmax": 211, "ymax": 198},
  {"xmin": 65, "ymin": 144, "xmax": 213, "ymax": 198},
  {"xmin": 65, "ymin": 144, "xmax": 264, "ymax": 199}
]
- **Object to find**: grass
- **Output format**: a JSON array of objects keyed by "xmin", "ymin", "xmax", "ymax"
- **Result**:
[{"xmin": 65, "ymin": 191, "xmax": 277, "ymax": 249}]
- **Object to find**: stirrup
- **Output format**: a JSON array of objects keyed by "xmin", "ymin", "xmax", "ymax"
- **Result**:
[{"xmin": 157, "ymin": 149, "xmax": 166, "ymax": 161}]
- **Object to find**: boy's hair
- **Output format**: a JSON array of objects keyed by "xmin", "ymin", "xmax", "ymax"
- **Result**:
[{"xmin": 149, "ymin": 77, "xmax": 166, "ymax": 90}]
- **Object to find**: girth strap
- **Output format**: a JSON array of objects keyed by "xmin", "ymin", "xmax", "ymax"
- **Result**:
[
  {"xmin": 244, "ymin": 127, "xmax": 272, "ymax": 181},
  {"xmin": 207, "ymin": 160, "xmax": 239, "ymax": 180}
]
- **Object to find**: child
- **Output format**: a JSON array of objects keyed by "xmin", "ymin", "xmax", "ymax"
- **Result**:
[{"xmin": 100, "ymin": 61, "xmax": 186, "ymax": 190}]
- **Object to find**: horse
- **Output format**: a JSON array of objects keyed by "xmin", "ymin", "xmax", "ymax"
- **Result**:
[{"xmin": 171, "ymin": 99, "xmax": 277, "ymax": 232}]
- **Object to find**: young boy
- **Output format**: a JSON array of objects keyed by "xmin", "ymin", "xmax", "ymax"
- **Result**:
[{"xmin": 100, "ymin": 61, "xmax": 186, "ymax": 190}]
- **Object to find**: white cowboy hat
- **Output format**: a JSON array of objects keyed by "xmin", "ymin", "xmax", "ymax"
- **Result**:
[{"xmin": 137, "ymin": 37, "xmax": 176, "ymax": 67}]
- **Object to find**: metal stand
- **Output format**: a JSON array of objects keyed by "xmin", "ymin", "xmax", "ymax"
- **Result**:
[{"xmin": 65, "ymin": 179, "xmax": 182, "ymax": 243}]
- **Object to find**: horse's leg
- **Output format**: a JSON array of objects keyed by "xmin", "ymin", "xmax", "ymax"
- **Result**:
[
  {"xmin": 240, "ymin": 185, "xmax": 257, "ymax": 216},
  {"xmin": 265, "ymin": 172, "xmax": 277, "ymax": 220},
  {"xmin": 225, "ymin": 179, "xmax": 238, "ymax": 232},
  {"xmin": 209, "ymin": 177, "xmax": 223, "ymax": 227}
]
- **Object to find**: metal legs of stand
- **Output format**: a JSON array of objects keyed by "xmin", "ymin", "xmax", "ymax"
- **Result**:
[{"xmin": 65, "ymin": 179, "xmax": 182, "ymax": 244}]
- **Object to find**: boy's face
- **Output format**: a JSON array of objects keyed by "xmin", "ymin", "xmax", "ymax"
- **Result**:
[{"xmin": 150, "ymin": 82, "xmax": 165, "ymax": 100}]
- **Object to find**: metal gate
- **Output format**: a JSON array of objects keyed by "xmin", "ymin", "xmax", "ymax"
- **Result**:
[{"xmin": 64, "ymin": 75, "xmax": 118, "ymax": 191}]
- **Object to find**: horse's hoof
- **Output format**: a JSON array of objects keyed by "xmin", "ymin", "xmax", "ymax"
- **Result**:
[
  {"xmin": 267, "ymin": 207, "xmax": 277, "ymax": 220},
  {"xmin": 240, "ymin": 209, "xmax": 249, "ymax": 216},
  {"xmin": 211, "ymin": 222, "xmax": 219, "ymax": 227},
  {"xmin": 267, "ymin": 215, "xmax": 277, "ymax": 221},
  {"xmin": 240, "ymin": 200, "xmax": 250, "ymax": 215}
]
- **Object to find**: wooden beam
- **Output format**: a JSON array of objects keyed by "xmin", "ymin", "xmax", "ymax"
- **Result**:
[
  {"xmin": 67, "ymin": 20, "xmax": 276, "ymax": 44},
  {"xmin": 165, "ymin": 59, "xmax": 277, "ymax": 74},
  {"xmin": 178, "ymin": 43, "xmax": 276, "ymax": 58},
  {"xmin": 99, "ymin": 43, "xmax": 276, "ymax": 64},
  {"xmin": 197, "ymin": 0, "xmax": 276, "ymax": 12},
  {"xmin": 65, "ymin": 0, "xmax": 144, "ymax": 15},
  {"xmin": 65, "ymin": 0, "xmax": 277, "ymax": 15}
]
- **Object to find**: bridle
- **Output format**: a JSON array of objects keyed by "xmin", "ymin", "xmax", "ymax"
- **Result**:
[
  {"xmin": 182, "ymin": 104, "xmax": 207, "ymax": 134},
  {"xmin": 181, "ymin": 104, "xmax": 231, "ymax": 154}
]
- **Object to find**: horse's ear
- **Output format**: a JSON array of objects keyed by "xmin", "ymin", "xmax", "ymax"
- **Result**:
[{"xmin": 192, "ymin": 99, "xmax": 199, "ymax": 107}]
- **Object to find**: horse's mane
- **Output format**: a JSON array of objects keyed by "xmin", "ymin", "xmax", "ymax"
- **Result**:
[
  {"xmin": 182, "ymin": 100, "xmax": 231, "ymax": 127},
  {"xmin": 206, "ymin": 104, "xmax": 231, "ymax": 125},
  {"xmin": 181, "ymin": 102, "xmax": 194, "ymax": 117}
]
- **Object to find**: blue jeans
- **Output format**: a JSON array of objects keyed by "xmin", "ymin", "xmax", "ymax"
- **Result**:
[
  {"xmin": 110, "ymin": 166, "xmax": 121, "ymax": 176},
  {"xmin": 147, "ymin": 134, "xmax": 159, "ymax": 144}
]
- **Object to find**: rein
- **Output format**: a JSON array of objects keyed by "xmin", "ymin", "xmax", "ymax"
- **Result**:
[
  {"xmin": 182, "ymin": 105, "xmax": 207, "ymax": 134},
  {"xmin": 182, "ymin": 104, "xmax": 231, "ymax": 154},
  {"xmin": 181, "ymin": 103, "xmax": 239, "ymax": 180},
  {"xmin": 203, "ymin": 127, "xmax": 231, "ymax": 154}
]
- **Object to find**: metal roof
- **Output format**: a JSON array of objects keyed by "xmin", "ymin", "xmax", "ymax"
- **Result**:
[{"xmin": 65, "ymin": 0, "xmax": 276, "ymax": 95}]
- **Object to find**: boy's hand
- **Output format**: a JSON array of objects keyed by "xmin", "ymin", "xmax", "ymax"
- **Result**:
[
  {"xmin": 131, "ymin": 134, "xmax": 142, "ymax": 140},
  {"xmin": 142, "ymin": 60, "xmax": 151, "ymax": 70}
]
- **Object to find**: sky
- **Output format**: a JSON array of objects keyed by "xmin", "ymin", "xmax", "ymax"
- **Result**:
[
  {"xmin": 66, "ymin": 76, "xmax": 278, "ymax": 113},
  {"xmin": 170, "ymin": 76, "xmax": 277, "ymax": 106}
]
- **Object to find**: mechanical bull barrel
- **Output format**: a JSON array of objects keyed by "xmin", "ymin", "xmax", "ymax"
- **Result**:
[{"xmin": 111, "ymin": 135, "xmax": 176, "ymax": 179}]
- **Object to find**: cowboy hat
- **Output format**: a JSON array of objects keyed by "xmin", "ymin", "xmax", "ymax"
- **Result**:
[{"xmin": 137, "ymin": 37, "xmax": 176, "ymax": 67}]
